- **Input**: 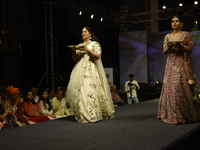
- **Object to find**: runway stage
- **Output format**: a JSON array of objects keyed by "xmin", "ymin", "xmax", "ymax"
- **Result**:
[{"xmin": 0, "ymin": 99, "xmax": 200, "ymax": 150}]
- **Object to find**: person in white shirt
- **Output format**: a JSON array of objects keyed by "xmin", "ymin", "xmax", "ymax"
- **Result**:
[
  {"xmin": 51, "ymin": 90, "xmax": 73, "ymax": 118},
  {"xmin": 125, "ymin": 74, "xmax": 140, "ymax": 104}
]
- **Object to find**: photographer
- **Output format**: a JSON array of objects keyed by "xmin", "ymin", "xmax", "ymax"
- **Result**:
[{"xmin": 125, "ymin": 74, "xmax": 140, "ymax": 104}]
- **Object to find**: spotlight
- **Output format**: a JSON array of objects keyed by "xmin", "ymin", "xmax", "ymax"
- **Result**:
[
  {"xmin": 162, "ymin": 5, "xmax": 166, "ymax": 9},
  {"xmin": 179, "ymin": 3, "xmax": 183, "ymax": 7},
  {"xmin": 100, "ymin": 17, "xmax": 103, "ymax": 21},
  {"xmin": 194, "ymin": 1, "xmax": 198, "ymax": 5},
  {"xmin": 79, "ymin": 11, "xmax": 82, "ymax": 15},
  {"xmin": 195, "ymin": 21, "xmax": 198, "ymax": 24},
  {"xmin": 91, "ymin": 14, "xmax": 94, "ymax": 19}
]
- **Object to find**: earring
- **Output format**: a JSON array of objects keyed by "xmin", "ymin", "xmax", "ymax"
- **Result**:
[{"xmin": 89, "ymin": 36, "xmax": 92, "ymax": 39}]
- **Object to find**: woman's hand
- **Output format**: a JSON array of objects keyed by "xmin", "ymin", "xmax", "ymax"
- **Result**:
[
  {"xmin": 5, "ymin": 106, "xmax": 12, "ymax": 113},
  {"xmin": 51, "ymin": 112, "xmax": 56, "ymax": 118},
  {"xmin": 52, "ymin": 114, "xmax": 56, "ymax": 118},
  {"xmin": 167, "ymin": 42, "xmax": 174, "ymax": 50},
  {"xmin": 34, "ymin": 112, "xmax": 40, "ymax": 116},
  {"xmin": 14, "ymin": 97, "xmax": 21, "ymax": 106},
  {"xmin": 81, "ymin": 45, "xmax": 89, "ymax": 52},
  {"xmin": 80, "ymin": 43, "xmax": 100, "ymax": 60},
  {"xmin": 168, "ymin": 42, "xmax": 183, "ymax": 51},
  {"xmin": 78, "ymin": 43, "xmax": 85, "ymax": 50},
  {"xmin": 174, "ymin": 42, "xmax": 182, "ymax": 51}
]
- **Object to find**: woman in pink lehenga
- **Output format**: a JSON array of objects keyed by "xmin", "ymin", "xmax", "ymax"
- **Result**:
[{"xmin": 157, "ymin": 16, "xmax": 200, "ymax": 124}]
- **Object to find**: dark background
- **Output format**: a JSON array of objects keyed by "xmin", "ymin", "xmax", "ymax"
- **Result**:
[{"xmin": 0, "ymin": 0, "xmax": 199, "ymax": 92}]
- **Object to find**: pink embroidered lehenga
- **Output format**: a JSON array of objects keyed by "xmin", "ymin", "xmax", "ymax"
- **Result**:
[{"xmin": 157, "ymin": 31, "xmax": 200, "ymax": 124}]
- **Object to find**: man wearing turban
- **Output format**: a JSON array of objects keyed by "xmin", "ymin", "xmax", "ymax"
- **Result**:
[
  {"xmin": 3, "ymin": 86, "xmax": 20, "ymax": 112},
  {"xmin": 3, "ymin": 86, "xmax": 30, "ymax": 126}
]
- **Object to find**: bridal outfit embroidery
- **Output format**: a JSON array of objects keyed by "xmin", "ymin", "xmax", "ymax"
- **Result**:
[
  {"xmin": 157, "ymin": 31, "xmax": 200, "ymax": 124},
  {"xmin": 66, "ymin": 41, "xmax": 115, "ymax": 123}
]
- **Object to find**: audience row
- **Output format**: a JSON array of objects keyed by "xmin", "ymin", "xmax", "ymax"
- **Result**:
[
  {"xmin": 0, "ymin": 86, "xmax": 73, "ymax": 131},
  {"xmin": 0, "ymin": 84, "xmax": 125, "ymax": 131}
]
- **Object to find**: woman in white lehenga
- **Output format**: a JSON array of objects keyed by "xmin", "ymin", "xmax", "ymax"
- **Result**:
[{"xmin": 66, "ymin": 26, "xmax": 115, "ymax": 123}]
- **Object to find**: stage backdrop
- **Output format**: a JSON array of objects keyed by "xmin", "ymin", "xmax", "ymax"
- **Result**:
[
  {"xmin": 119, "ymin": 30, "xmax": 200, "ymax": 90},
  {"xmin": 119, "ymin": 31, "xmax": 148, "ymax": 90},
  {"xmin": 148, "ymin": 30, "xmax": 200, "ymax": 87},
  {"xmin": 104, "ymin": 68, "xmax": 113, "ymax": 88}
]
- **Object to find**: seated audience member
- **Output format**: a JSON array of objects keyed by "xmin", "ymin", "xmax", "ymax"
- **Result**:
[
  {"xmin": 48, "ymin": 88, "xmax": 55, "ymax": 102},
  {"xmin": 63, "ymin": 89, "xmax": 70, "ymax": 108},
  {"xmin": 0, "ymin": 91, "xmax": 6, "ymax": 104},
  {"xmin": 38, "ymin": 90, "xmax": 56, "ymax": 120},
  {"xmin": 18, "ymin": 91, "xmax": 24, "ymax": 103},
  {"xmin": 111, "ymin": 85, "xmax": 124, "ymax": 106},
  {"xmin": 51, "ymin": 90, "xmax": 73, "ymax": 118},
  {"xmin": 23, "ymin": 91, "xmax": 50, "ymax": 123},
  {"xmin": 3, "ymin": 86, "xmax": 19, "ymax": 113},
  {"xmin": 56, "ymin": 86, "xmax": 66, "ymax": 93},
  {"xmin": 31, "ymin": 87, "xmax": 40, "ymax": 103},
  {"xmin": 14, "ymin": 95, "xmax": 35, "ymax": 126},
  {"xmin": 0, "ymin": 94, "xmax": 18, "ymax": 131},
  {"xmin": 4, "ymin": 86, "xmax": 32, "ymax": 126}
]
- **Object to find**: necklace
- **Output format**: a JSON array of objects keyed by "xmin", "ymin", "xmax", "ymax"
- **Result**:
[
  {"xmin": 83, "ymin": 40, "xmax": 92, "ymax": 45},
  {"xmin": 172, "ymin": 31, "xmax": 182, "ymax": 38}
]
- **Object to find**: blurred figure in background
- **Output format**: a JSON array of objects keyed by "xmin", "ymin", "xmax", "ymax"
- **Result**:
[
  {"xmin": 125, "ymin": 74, "xmax": 140, "ymax": 104},
  {"xmin": 111, "ymin": 85, "xmax": 124, "ymax": 106},
  {"xmin": 51, "ymin": 90, "xmax": 73, "ymax": 118},
  {"xmin": 38, "ymin": 90, "xmax": 56, "ymax": 120},
  {"xmin": 31, "ymin": 87, "xmax": 39, "ymax": 103}
]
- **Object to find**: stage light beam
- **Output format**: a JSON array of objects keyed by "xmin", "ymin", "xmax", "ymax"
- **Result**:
[
  {"xmin": 162, "ymin": 5, "xmax": 166, "ymax": 9},
  {"xmin": 191, "ymin": 20, "xmax": 199, "ymax": 31},
  {"xmin": 179, "ymin": 3, "xmax": 183, "ymax": 7},
  {"xmin": 194, "ymin": 1, "xmax": 198, "ymax": 5}
]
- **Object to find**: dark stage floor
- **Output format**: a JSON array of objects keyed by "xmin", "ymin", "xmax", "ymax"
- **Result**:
[{"xmin": 0, "ymin": 99, "xmax": 200, "ymax": 150}]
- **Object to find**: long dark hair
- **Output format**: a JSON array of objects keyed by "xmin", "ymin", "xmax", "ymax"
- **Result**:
[
  {"xmin": 24, "ymin": 91, "xmax": 36, "ymax": 104},
  {"xmin": 82, "ymin": 26, "xmax": 99, "ymax": 43},
  {"xmin": 39, "ymin": 89, "xmax": 52, "ymax": 111}
]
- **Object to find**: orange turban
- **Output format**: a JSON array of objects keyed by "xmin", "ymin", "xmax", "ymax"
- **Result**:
[{"xmin": 6, "ymin": 86, "xmax": 19, "ymax": 97}]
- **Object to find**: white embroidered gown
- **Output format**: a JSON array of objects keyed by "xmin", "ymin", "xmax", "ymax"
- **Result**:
[{"xmin": 66, "ymin": 41, "xmax": 115, "ymax": 123}]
